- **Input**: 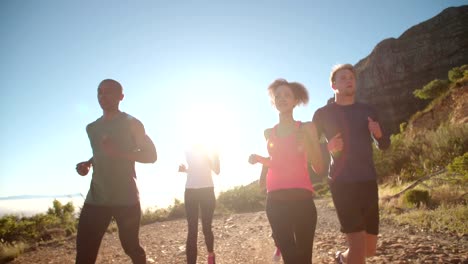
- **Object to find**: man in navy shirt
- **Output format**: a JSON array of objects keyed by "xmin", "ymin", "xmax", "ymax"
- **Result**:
[{"xmin": 313, "ymin": 64, "xmax": 390, "ymax": 264}]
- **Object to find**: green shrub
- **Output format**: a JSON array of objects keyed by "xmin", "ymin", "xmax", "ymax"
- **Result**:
[
  {"xmin": 399, "ymin": 122, "xmax": 407, "ymax": 133},
  {"xmin": 404, "ymin": 189, "xmax": 430, "ymax": 208},
  {"xmin": 447, "ymin": 152, "xmax": 468, "ymax": 185},
  {"xmin": 140, "ymin": 199, "xmax": 186, "ymax": 224},
  {"xmin": 374, "ymin": 123, "xmax": 468, "ymax": 182},
  {"xmin": 47, "ymin": 199, "xmax": 74, "ymax": 219},
  {"xmin": 419, "ymin": 124, "xmax": 468, "ymax": 170},
  {"xmin": 447, "ymin": 153, "xmax": 468, "ymax": 178},
  {"xmin": 46, "ymin": 200, "xmax": 76, "ymax": 235},
  {"xmin": 0, "ymin": 241, "xmax": 26, "ymax": 263},
  {"xmin": 141, "ymin": 207, "xmax": 170, "ymax": 225},
  {"xmin": 0, "ymin": 200, "xmax": 77, "ymax": 244},
  {"xmin": 374, "ymin": 133, "xmax": 416, "ymax": 182},
  {"xmin": 166, "ymin": 199, "xmax": 186, "ymax": 220},
  {"xmin": 0, "ymin": 213, "xmax": 61, "ymax": 243},
  {"xmin": 217, "ymin": 183, "xmax": 266, "ymax": 213},
  {"xmin": 448, "ymin": 64, "xmax": 468, "ymax": 82},
  {"xmin": 413, "ymin": 79, "xmax": 449, "ymax": 100}
]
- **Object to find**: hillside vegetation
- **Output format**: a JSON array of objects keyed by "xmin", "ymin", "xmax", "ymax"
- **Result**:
[{"xmin": 374, "ymin": 65, "xmax": 467, "ymax": 235}]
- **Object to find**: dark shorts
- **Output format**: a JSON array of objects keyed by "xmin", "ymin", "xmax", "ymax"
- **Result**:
[{"xmin": 330, "ymin": 180, "xmax": 379, "ymax": 235}]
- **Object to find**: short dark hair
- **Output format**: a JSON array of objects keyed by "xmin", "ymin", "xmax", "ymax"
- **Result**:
[
  {"xmin": 330, "ymin": 64, "xmax": 355, "ymax": 85},
  {"xmin": 98, "ymin": 79, "xmax": 123, "ymax": 94}
]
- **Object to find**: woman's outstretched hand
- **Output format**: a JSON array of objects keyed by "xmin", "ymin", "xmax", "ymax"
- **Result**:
[{"xmin": 248, "ymin": 154, "xmax": 259, "ymax": 164}]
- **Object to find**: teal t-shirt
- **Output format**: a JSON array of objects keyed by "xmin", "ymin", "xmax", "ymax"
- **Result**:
[{"xmin": 85, "ymin": 112, "xmax": 140, "ymax": 206}]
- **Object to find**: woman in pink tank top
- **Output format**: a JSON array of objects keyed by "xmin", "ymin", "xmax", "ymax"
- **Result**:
[{"xmin": 249, "ymin": 79, "xmax": 324, "ymax": 264}]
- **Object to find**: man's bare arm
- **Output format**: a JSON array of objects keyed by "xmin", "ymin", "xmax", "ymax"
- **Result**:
[{"xmin": 129, "ymin": 119, "xmax": 157, "ymax": 163}]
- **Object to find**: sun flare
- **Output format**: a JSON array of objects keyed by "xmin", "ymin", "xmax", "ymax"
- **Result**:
[{"xmin": 176, "ymin": 103, "xmax": 238, "ymax": 156}]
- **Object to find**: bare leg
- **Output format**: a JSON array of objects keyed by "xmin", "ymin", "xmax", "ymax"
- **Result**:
[
  {"xmin": 341, "ymin": 231, "xmax": 366, "ymax": 264},
  {"xmin": 365, "ymin": 233, "xmax": 378, "ymax": 257}
]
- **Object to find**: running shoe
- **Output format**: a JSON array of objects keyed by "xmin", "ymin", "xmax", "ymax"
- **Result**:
[
  {"xmin": 335, "ymin": 251, "xmax": 345, "ymax": 264},
  {"xmin": 272, "ymin": 247, "xmax": 281, "ymax": 262}
]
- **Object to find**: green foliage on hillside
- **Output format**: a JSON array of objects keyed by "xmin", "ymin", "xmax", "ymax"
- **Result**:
[
  {"xmin": 374, "ymin": 123, "xmax": 468, "ymax": 182},
  {"xmin": 0, "ymin": 200, "xmax": 77, "ymax": 262},
  {"xmin": 0, "ymin": 200, "xmax": 76, "ymax": 245},
  {"xmin": 375, "ymin": 65, "xmax": 468, "ymax": 183},
  {"xmin": 377, "ymin": 65, "xmax": 467, "ymax": 237},
  {"xmin": 141, "ymin": 184, "xmax": 267, "ymax": 226},
  {"xmin": 448, "ymin": 64, "xmax": 468, "ymax": 82},
  {"xmin": 403, "ymin": 189, "xmax": 430, "ymax": 208},
  {"xmin": 447, "ymin": 153, "xmax": 468, "ymax": 184},
  {"xmin": 413, "ymin": 64, "xmax": 467, "ymax": 101},
  {"xmin": 413, "ymin": 79, "xmax": 450, "ymax": 100},
  {"xmin": 140, "ymin": 199, "xmax": 187, "ymax": 225},
  {"xmin": 217, "ymin": 183, "xmax": 266, "ymax": 213}
]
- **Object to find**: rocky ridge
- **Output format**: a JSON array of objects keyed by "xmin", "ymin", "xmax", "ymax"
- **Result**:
[{"xmin": 354, "ymin": 5, "xmax": 468, "ymax": 134}]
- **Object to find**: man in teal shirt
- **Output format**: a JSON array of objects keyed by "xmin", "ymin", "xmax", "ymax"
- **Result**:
[{"xmin": 75, "ymin": 79, "xmax": 157, "ymax": 264}]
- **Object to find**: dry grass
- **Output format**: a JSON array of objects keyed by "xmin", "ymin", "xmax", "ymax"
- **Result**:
[
  {"xmin": 0, "ymin": 241, "xmax": 26, "ymax": 263},
  {"xmin": 394, "ymin": 204, "xmax": 468, "ymax": 235},
  {"xmin": 429, "ymin": 183, "xmax": 467, "ymax": 205},
  {"xmin": 379, "ymin": 181, "xmax": 467, "ymax": 235},
  {"xmin": 379, "ymin": 183, "xmax": 406, "ymax": 199}
]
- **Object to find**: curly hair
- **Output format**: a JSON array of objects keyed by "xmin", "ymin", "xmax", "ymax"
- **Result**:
[{"xmin": 267, "ymin": 78, "xmax": 309, "ymax": 106}]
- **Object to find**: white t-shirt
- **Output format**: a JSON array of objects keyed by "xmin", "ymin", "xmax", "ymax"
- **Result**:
[{"xmin": 185, "ymin": 147, "xmax": 215, "ymax": 189}]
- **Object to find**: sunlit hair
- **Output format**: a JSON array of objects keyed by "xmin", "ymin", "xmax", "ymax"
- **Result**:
[
  {"xmin": 267, "ymin": 78, "xmax": 309, "ymax": 106},
  {"xmin": 98, "ymin": 79, "xmax": 123, "ymax": 94},
  {"xmin": 330, "ymin": 64, "xmax": 356, "ymax": 86}
]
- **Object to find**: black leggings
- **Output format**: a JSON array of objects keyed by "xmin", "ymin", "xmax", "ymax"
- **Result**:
[
  {"xmin": 76, "ymin": 203, "xmax": 146, "ymax": 264},
  {"xmin": 184, "ymin": 187, "xmax": 216, "ymax": 264},
  {"xmin": 266, "ymin": 196, "xmax": 317, "ymax": 264}
]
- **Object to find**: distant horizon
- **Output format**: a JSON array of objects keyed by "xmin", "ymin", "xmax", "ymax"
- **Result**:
[
  {"xmin": 0, "ymin": 193, "xmax": 182, "ymax": 217},
  {"xmin": 0, "ymin": 178, "xmax": 256, "ymax": 216},
  {"xmin": 0, "ymin": 196, "xmax": 85, "ymax": 217},
  {"xmin": 0, "ymin": 193, "xmax": 83, "ymax": 200}
]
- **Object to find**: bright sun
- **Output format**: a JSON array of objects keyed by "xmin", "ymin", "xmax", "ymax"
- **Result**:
[{"xmin": 176, "ymin": 103, "xmax": 238, "ymax": 155}]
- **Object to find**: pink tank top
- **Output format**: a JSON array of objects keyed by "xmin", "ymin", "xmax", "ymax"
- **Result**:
[{"xmin": 266, "ymin": 122, "xmax": 314, "ymax": 192}]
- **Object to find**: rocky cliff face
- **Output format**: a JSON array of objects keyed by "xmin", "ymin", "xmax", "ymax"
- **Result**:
[{"xmin": 354, "ymin": 5, "xmax": 468, "ymax": 135}]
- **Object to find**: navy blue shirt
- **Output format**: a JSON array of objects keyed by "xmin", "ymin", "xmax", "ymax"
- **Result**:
[{"xmin": 312, "ymin": 102, "xmax": 390, "ymax": 182}]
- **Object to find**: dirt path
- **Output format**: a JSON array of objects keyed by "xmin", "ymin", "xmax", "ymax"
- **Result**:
[{"xmin": 10, "ymin": 199, "xmax": 468, "ymax": 263}]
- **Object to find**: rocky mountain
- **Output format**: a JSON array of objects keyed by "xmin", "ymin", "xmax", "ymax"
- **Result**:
[{"xmin": 354, "ymin": 5, "xmax": 468, "ymax": 134}]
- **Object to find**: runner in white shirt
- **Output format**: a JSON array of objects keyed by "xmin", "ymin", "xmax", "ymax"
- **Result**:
[{"xmin": 179, "ymin": 143, "xmax": 220, "ymax": 264}]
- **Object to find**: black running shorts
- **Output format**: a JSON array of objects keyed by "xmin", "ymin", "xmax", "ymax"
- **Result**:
[{"xmin": 330, "ymin": 180, "xmax": 379, "ymax": 235}]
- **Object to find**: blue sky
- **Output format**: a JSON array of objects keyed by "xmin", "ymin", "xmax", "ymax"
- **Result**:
[{"xmin": 1, "ymin": 0, "xmax": 466, "ymax": 208}]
